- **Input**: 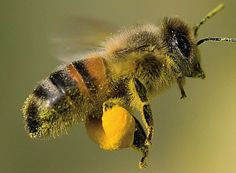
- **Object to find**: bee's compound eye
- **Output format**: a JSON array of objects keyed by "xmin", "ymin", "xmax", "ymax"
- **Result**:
[{"xmin": 176, "ymin": 33, "xmax": 191, "ymax": 58}]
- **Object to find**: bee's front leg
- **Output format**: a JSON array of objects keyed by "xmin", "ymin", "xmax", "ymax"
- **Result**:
[
  {"xmin": 177, "ymin": 76, "xmax": 187, "ymax": 99},
  {"xmin": 132, "ymin": 78, "xmax": 154, "ymax": 146}
]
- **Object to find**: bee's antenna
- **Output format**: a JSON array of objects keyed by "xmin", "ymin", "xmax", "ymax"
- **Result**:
[
  {"xmin": 197, "ymin": 37, "xmax": 236, "ymax": 46},
  {"xmin": 194, "ymin": 3, "xmax": 224, "ymax": 36}
]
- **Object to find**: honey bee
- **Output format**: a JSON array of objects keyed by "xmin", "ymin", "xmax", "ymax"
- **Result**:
[{"xmin": 22, "ymin": 4, "xmax": 236, "ymax": 169}]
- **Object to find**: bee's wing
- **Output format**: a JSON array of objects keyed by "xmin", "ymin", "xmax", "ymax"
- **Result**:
[{"xmin": 50, "ymin": 16, "xmax": 117, "ymax": 62}]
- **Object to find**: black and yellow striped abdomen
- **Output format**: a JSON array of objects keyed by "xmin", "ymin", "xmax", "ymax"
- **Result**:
[{"xmin": 22, "ymin": 56, "xmax": 108, "ymax": 138}]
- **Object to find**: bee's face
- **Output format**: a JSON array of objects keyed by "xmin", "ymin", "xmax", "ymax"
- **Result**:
[{"xmin": 162, "ymin": 18, "xmax": 206, "ymax": 79}]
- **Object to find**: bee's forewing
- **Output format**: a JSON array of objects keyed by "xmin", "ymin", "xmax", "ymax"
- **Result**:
[{"xmin": 50, "ymin": 16, "xmax": 117, "ymax": 62}]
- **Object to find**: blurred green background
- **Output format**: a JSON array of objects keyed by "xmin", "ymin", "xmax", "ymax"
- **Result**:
[{"xmin": 1, "ymin": 0, "xmax": 236, "ymax": 173}]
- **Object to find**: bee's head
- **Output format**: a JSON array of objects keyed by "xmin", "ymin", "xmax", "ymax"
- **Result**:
[
  {"xmin": 161, "ymin": 4, "xmax": 236, "ymax": 79},
  {"xmin": 161, "ymin": 17, "xmax": 205, "ymax": 79}
]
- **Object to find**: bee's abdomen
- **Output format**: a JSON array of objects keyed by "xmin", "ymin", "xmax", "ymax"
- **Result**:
[
  {"xmin": 23, "ymin": 57, "xmax": 108, "ymax": 138},
  {"xmin": 23, "ymin": 69, "xmax": 82, "ymax": 138},
  {"xmin": 71, "ymin": 57, "xmax": 108, "ymax": 94}
]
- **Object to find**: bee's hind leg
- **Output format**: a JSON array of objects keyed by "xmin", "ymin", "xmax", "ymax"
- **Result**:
[
  {"xmin": 102, "ymin": 98, "xmax": 123, "ymax": 112},
  {"xmin": 132, "ymin": 116, "xmax": 149, "ymax": 169},
  {"xmin": 102, "ymin": 98, "xmax": 149, "ymax": 168},
  {"xmin": 131, "ymin": 78, "xmax": 154, "ymax": 146},
  {"xmin": 101, "ymin": 98, "xmax": 136, "ymax": 149}
]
